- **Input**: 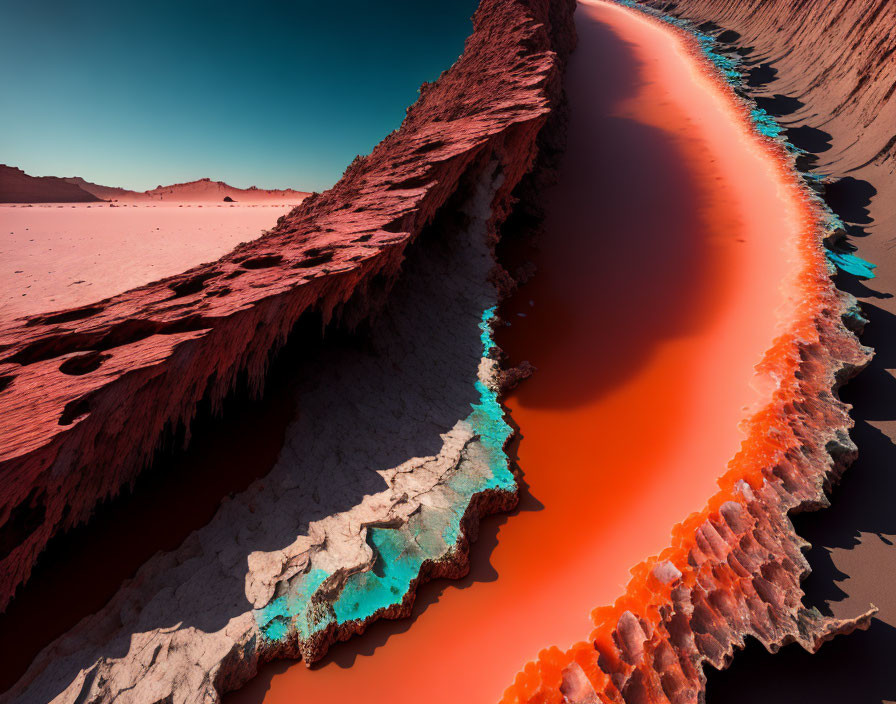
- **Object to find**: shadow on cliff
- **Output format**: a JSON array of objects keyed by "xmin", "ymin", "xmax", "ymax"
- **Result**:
[
  {"xmin": 706, "ymin": 285, "xmax": 896, "ymax": 704},
  {"xmin": 0, "ymin": 327, "xmax": 304, "ymax": 693},
  {"xmin": 497, "ymin": 7, "xmax": 728, "ymax": 412},
  {"xmin": 1, "ymin": 181, "xmax": 509, "ymax": 700}
]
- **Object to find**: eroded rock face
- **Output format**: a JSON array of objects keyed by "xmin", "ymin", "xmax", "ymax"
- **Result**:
[
  {"xmin": 0, "ymin": 0, "xmax": 576, "ymax": 615},
  {"xmin": 3, "ymin": 160, "xmax": 519, "ymax": 703}
]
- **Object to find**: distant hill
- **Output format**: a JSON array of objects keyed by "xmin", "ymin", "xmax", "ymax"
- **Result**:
[
  {"xmin": 0, "ymin": 165, "xmax": 101, "ymax": 203},
  {"xmin": 66, "ymin": 176, "xmax": 310, "ymax": 203},
  {"xmin": 139, "ymin": 178, "xmax": 310, "ymax": 203},
  {"xmin": 1, "ymin": 165, "xmax": 309, "ymax": 203},
  {"xmin": 61, "ymin": 177, "xmax": 138, "ymax": 202}
]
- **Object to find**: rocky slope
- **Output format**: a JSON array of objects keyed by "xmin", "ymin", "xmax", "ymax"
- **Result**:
[
  {"xmin": 656, "ymin": 0, "xmax": 896, "ymax": 227},
  {"xmin": 0, "ymin": 0, "xmax": 576, "ymax": 699},
  {"xmin": 3, "ymin": 163, "xmax": 518, "ymax": 703},
  {"xmin": 0, "ymin": 166, "xmax": 101, "ymax": 203},
  {"xmin": 644, "ymin": 0, "xmax": 895, "ymax": 269}
]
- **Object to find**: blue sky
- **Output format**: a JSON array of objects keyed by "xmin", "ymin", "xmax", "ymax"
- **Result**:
[{"xmin": 0, "ymin": 0, "xmax": 478, "ymax": 191}]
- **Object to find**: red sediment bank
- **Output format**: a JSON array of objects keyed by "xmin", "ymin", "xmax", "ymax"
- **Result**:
[
  {"xmin": 231, "ymin": 2, "xmax": 868, "ymax": 703},
  {"xmin": 502, "ymin": 3, "xmax": 873, "ymax": 702},
  {"xmin": 650, "ymin": 0, "xmax": 896, "ymax": 698}
]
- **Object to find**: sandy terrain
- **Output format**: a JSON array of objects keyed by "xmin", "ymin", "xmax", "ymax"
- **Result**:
[{"xmin": 0, "ymin": 202, "xmax": 302, "ymax": 317}]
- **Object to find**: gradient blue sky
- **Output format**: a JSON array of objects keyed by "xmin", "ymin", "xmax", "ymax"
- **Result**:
[{"xmin": 0, "ymin": 0, "xmax": 478, "ymax": 192}]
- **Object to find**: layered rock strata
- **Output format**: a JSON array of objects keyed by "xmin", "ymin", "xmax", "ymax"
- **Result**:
[
  {"xmin": 0, "ymin": 0, "xmax": 576, "ymax": 618},
  {"xmin": 501, "ymin": 3, "xmax": 876, "ymax": 702}
]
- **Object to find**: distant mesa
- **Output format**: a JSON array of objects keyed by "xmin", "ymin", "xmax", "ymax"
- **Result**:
[
  {"xmin": 0, "ymin": 165, "xmax": 309, "ymax": 203},
  {"xmin": 0, "ymin": 165, "xmax": 101, "ymax": 203}
]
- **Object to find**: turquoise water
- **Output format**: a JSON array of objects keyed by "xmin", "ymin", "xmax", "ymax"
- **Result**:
[
  {"xmin": 256, "ymin": 306, "xmax": 515, "ymax": 645},
  {"xmin": 826, "ymin": 252, "xmax": 877, "ymax": 279}
]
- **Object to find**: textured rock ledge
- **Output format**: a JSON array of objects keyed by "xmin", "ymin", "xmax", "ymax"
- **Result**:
[
  {"xmin": 0, "ymin": 0, "xmax": 575, "ymax": 613},
  {"xmin": 2, "ymin": 168, "xmax": 513, "ymax": 702},
  {"xmin": 501, "ymin": 4, "xmax": 876, "ymax": 703}
]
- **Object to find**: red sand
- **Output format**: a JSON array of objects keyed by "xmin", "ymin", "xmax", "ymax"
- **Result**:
[
  {"xmin": 0, "ymin": 202, "xmax": 302, "ymax": 317},
  {"xmin": 229, "ymin": 1, "xmax": 807, "ymax": 701}
]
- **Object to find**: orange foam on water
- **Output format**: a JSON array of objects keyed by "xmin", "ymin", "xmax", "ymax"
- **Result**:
[{"xmin": 229, "ymin": 2, "xmax": 829, "ymax": 702}]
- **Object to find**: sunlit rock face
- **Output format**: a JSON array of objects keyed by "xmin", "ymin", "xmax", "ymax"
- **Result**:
[
  {"xmin": 5, "ymin": 165, "xmax": 515, "ymax": 704},
  {"xmin": 0, "ymin": 0, "xmax": 575, "ymax": 616}
]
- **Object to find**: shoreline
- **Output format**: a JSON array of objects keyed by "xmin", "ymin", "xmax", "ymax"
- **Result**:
[
  {"xmin": 502, "ymin": 0, "xmax": 873, "ymax": 700},
  {"xmin": 232, "ymin": 1, "xmax": 867, "ymax": 702},
  {"xmin": 637, "ymin": 0, "xmax": 896, "ymax": 700}
]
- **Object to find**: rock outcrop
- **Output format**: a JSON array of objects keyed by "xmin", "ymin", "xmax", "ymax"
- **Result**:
[
  {"xmin": 3, "ymin": 160, "xmax": 517, "ymax": 703},
  {"xmin": 0, "ymin": 166, "xmax": 101, "ymax": 203},
  {"xmin": 0, "ymin": 0, "xmax": 576, "ymax": 700}
]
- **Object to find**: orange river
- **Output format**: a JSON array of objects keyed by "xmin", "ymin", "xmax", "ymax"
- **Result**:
[{"xmin": 230, "ymin": 1, "xmax": 805, "ymax": 701}]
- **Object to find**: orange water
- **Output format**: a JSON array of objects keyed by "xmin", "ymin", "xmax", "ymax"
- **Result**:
[{"xmin": 230, "ymin": 2, "xmax": 805, "ymax": 701}]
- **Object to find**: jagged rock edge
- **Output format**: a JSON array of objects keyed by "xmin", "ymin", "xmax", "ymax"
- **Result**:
[{"xmin": 0, "ymin": 0, "xmax": 578, "ymax": 613}]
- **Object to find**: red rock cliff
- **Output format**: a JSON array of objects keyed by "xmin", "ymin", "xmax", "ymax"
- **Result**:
[{"xmin": 0, "ymin": 0, "xmax": 576, "ymax": 611}]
